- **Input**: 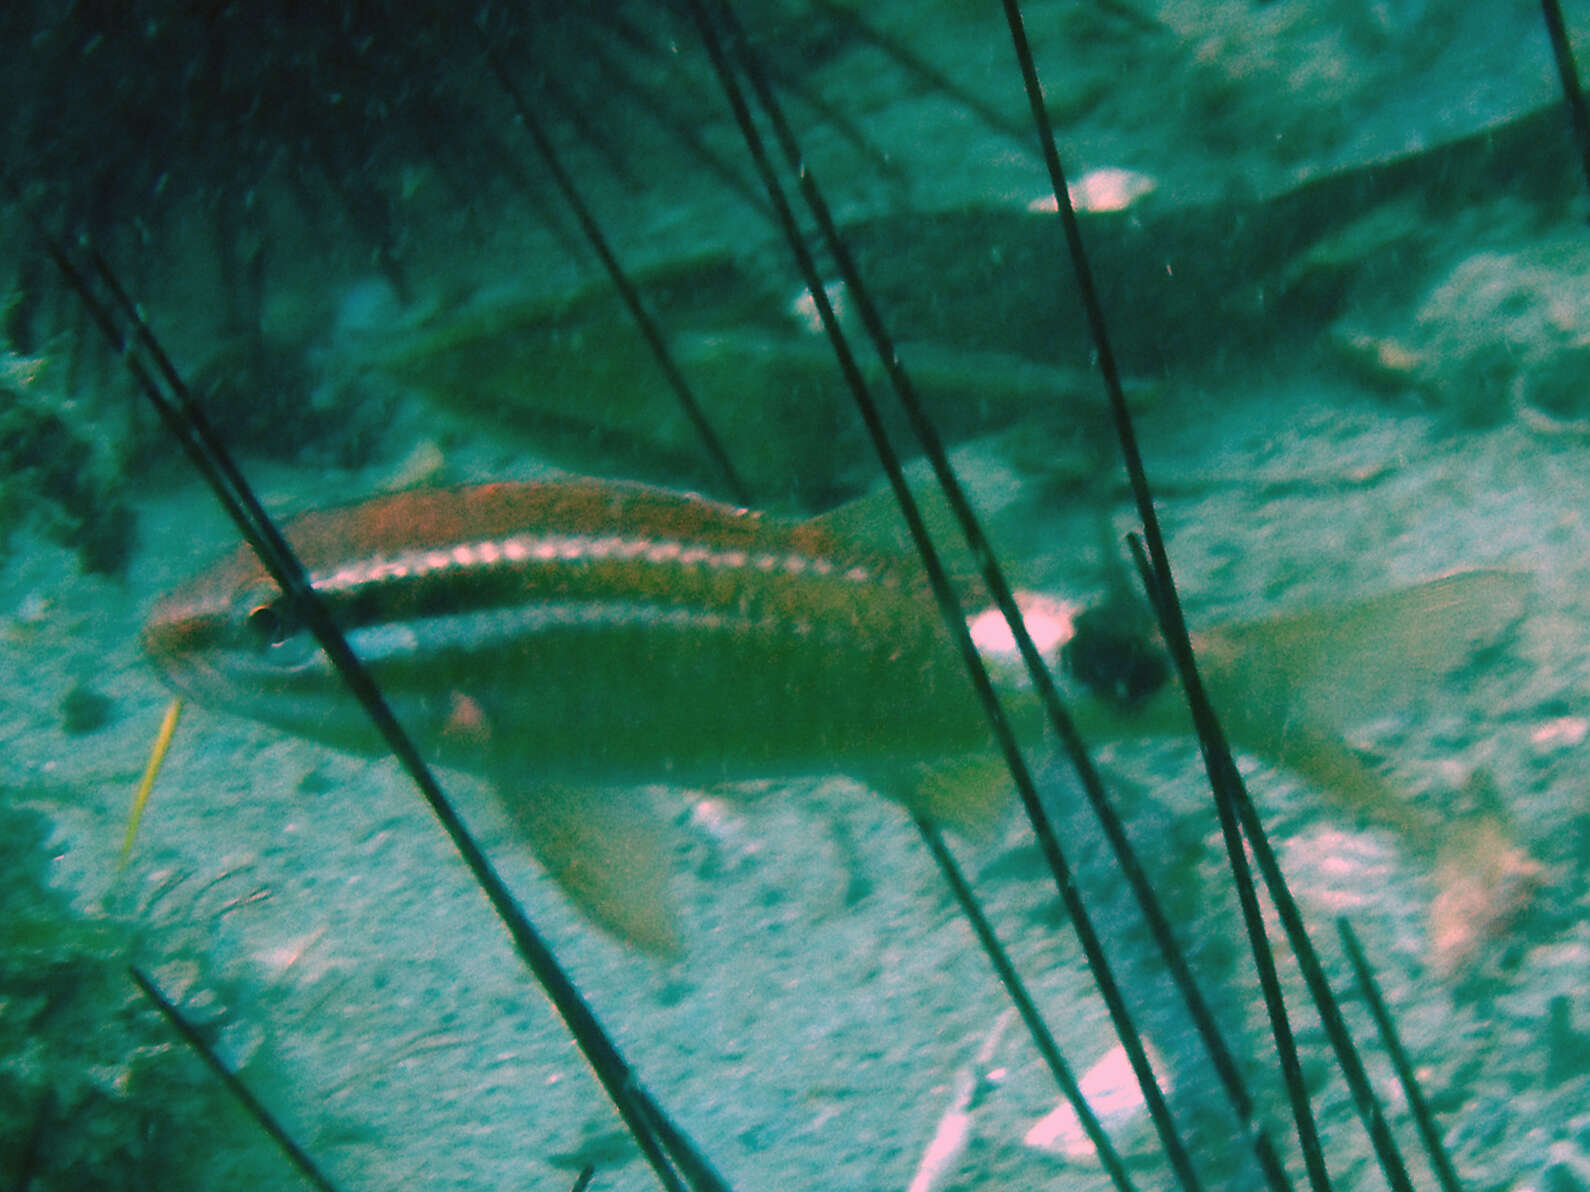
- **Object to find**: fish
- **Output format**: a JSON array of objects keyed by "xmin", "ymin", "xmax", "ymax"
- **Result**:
[
  {"xmin": 141, "ymin": 476, "xmax": 1034, "ymax": 953},
  {"xmin": 144, "ymin": 473, "xmax": 1535, "ymax": 964},
  {"xmin": 359, "ymin": 254, "xmax": 1109, "ymax": 508}
]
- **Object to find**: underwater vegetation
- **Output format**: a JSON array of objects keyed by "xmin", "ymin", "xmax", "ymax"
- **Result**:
[
  {"xmin": 2, "ymin": 0, "xmax": 1590, "ymax": 1189},
  {"xmin": 0, "ymin": 354, "xmax": 134, "ymax": 576},
  {"xmin": 0, "ymin": 797, "xmax": 289, "ymax": 1188}
]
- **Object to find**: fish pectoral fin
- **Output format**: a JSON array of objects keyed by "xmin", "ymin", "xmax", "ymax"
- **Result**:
[
  {"xmin": 893, "ymin": 754, "xmax": 1014, "ymax": 837},
  {"xmin": 495, "ymin": 780, "xmax": 683, "ymax": 957}
]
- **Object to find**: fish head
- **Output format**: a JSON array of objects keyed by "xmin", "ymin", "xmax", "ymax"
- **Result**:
[
  {"xmin": 141, "ymin": 542, "xmax": 367, "ymax": 749},
  {"xmin": 138, "ymin": 481, "xmax": 612, "ymax": 753}
]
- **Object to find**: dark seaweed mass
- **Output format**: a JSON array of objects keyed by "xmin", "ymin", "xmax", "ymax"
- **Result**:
[
  {"xmin": 0, "ymin": 798, "xmax": 280, "ymax": 1190},
  {"xmin": 0, "ymin": 2, "xmax": 814, "ymax": 343},
  {"xmin": 5, "ymin": 1, "xmax": 498, "ymax": 327},
  {"xmin": 0, "ymin": 1, "xmax": 846, "ymax": 467},
  {"xmin": 0, "ymin": 383, "xmax": 135, "ymax": 575}
]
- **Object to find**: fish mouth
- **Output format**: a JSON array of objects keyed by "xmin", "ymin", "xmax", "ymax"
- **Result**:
[
  {"xmin": 139, "ymin": 592, "xmax": 250, "ymax": 707},
  {"xmin": 139, "ymin": 623, "xmax": 228, "ymax": 706}
]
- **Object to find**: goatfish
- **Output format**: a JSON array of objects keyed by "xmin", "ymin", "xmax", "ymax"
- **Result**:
[{"xmin": 142, "ymin": 475, "xmax": 1535, "ymax": 961}]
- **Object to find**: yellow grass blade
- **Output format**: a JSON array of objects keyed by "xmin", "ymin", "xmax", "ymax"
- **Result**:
[{"xmin": 121, "ymin": 698, "xmax": 183, "ymax": 865}]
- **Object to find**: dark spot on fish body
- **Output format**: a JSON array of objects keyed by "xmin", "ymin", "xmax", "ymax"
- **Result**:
[{"xmin": 1063, "ymin": 598, "xmax": 1172, "ymax": 711}]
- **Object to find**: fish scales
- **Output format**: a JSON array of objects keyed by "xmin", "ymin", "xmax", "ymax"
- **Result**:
[{"xmin": 144, "ymin": 478, "xmax": 1000, "ymax": 789}]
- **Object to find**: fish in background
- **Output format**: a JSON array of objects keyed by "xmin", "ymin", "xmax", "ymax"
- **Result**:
[{"xmin": 141, "ymin": 472, "xmax": 1539, "ymax": 970}]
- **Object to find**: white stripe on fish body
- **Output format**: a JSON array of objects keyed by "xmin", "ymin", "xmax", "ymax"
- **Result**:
[{"xmin": 967, "ymin": 591, "xmax": 1081, "ymax": 690}]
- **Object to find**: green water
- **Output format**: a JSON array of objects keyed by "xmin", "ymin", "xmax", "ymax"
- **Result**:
[{"xmin": 1, "ymin": 1, "xmax": 1588, "ymax": 1188}]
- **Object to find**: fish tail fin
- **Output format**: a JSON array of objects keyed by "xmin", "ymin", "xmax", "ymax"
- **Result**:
[
  {"xmin": 1427, "ymin": 771, "xmax": 1545, "ymax": 978},
  {"xmin": 1223, "ymin": 713, "xmax": 1432, "ymax": 839},
  {"xmin": 1203, "ymin": 569, "xmax": 1531, "ymax": 731}
]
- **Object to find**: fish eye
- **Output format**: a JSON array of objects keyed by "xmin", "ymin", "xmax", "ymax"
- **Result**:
[
  {"xmin": 245, "ymin": 601, "xmax": 292, "ymax": 649},
  {"xmin": 1062, "ymin": 600, "xmax": 1170, "ymax": 711}
]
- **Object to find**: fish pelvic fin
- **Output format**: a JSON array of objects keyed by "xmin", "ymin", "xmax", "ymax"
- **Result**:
[
  {"xmin": 892, "ymin": 754, "xmax": 1015, "ymax": 837},
  {"xmin": 494, "ymin": 778, "xmax": 683, "ymax": 957}
]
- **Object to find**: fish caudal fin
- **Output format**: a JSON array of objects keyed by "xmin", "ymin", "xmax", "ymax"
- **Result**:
[
  {"xmin": 1199, "ymin": 568, "xmax": 1530, "ymax": 730},
  {"xmin": 1427, "ymin": 770, "xmax": 1545, "ymax": 978},
  {"xmin": 494, "ymin": 778, "xmax": 683, "ymax": 956},
  {"xmin": 1196, "ymin": 567, "xmax": 1531, "ymax": 839},
  {"xmin": 1220, "ymin": 714, "xmax": 1432, "ymax": 841}
]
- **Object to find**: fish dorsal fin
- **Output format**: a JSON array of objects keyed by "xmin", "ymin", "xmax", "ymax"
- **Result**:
[
  {"xmin": 804, "ymin": 440, "xmax": 1033, "ymax": 589},
  {"xmin": 492, "ymin": 778, "xmax": 683, "ymax": 956},
  {"xmin": 808, "ymin": 472, "xmax": 953, "ymax": 554},
  {"xmin": 805, "ymin": 473, "xmax": 972, "ymax": 588}
]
